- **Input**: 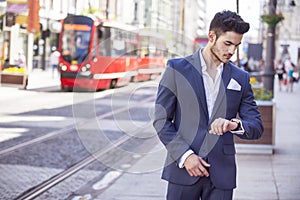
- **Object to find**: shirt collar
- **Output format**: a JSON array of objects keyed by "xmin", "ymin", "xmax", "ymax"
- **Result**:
[{"xmin": 199, "ymin": 49, "xmax": 224, "ymax": 73}]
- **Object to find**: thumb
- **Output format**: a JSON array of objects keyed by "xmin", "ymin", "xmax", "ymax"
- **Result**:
[{"xmin": 223, "ymin": 120, "xmax": 230, "ymax": 132}]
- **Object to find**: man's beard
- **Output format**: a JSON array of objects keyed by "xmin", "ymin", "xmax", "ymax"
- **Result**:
[{"xmin": 210, "ymin": 43, "xmax": 231, "ymax": 64}]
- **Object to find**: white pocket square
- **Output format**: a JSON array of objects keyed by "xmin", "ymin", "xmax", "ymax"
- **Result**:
[{"xmin": 227, "ymin": 78, "xmax": 241, "ymax": 91}]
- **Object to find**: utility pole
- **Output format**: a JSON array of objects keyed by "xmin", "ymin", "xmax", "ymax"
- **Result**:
[
  {"xmin": 133, "ymin": 0, "xmax": 138, "ymax": 25},
  {"xmin": 106, "ymin": 0, "xmax": 109, "ymax": 19},
  {"xmin": 263, "ymin": 0, "xmax": 277, "ymax": 96},
  {"xmin": 27, "ymin": 0, "xmax": 40, "ymax": 71},
  {"xmin": 236, "ymin": 0, "xmax": 240, "ymax": 67}
]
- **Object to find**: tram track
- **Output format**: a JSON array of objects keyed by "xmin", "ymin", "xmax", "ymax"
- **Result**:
[
  {"xmin": 0, "ymin": 92, "xmax": 156, "ymax": 158},
  {"xmin": 15, "ymin": 134, "xmax": 130, "ymax": 200},
  {"xmin": 1, "ymin": 86, "xmax": 157, "ymax": 199}
]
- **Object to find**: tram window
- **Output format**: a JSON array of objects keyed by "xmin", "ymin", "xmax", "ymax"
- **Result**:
[
  {"xmin": 124, "ymin": 31, "xmax": 137, "ymax": 56},
  {"xmin": 99, "ymin": 27, "xmax": 111, "ymax": 56},
  {"xmin": 112, "ymin": 40, "xmax": 125, "ymax": 57},
  {"xmin": 97, "ymin": 28, "xmax": 103, "ymax": 39},
  {"xmin": 126, "ymin": 43, "xmax": 138, "ymax": 56},
  {"xmin": 92, "ymin": 27, "xmax": 98, "ymax": 59},
  {"xmin": 75, "ymin": 33, "xmax": 89, "ymax": 62}
]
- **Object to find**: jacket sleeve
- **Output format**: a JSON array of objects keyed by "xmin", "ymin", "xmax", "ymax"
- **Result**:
[
  {"xmin": 236, "ymin": 72, "xmax": 264, "ymax": 140},
  {"xmin": 153, "ymin": 63, "xmax": 191, "ymax": 163}
]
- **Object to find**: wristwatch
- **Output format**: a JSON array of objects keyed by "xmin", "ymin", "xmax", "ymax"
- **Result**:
[{"xmin": 230, "ymin": 118, "xmax": 241, "ymax": 131}]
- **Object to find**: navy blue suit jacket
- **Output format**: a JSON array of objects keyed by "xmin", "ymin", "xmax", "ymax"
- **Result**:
[{"xmin": 153, "ymin": 49, "xmax": 263, "ymax": 190}]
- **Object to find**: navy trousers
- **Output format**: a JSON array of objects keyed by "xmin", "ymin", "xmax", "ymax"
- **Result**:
[{"xmin": 166, "ymin": 176, "xmax": 233, "ymax": 200}]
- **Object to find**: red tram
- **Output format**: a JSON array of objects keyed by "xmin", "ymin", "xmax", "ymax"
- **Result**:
[
  {"xmin": 58, "ymin": 14, "xmax": 167, "ymax": 91},
  {"xmin": 193, "ymin": 36, "xmax": 208, "ymax": 52}
]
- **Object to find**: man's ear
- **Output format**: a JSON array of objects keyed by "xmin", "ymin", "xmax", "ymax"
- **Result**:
[{"xmin": 208, "ymin": 31, "xmax": 216, "ymax": 43}]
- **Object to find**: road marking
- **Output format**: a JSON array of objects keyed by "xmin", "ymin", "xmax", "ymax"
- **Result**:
[
  {"xmin": 92, "ymin": 171, "xmax": 122, "ymax": 190},
  {"xmin": 71, "ymin": 194, "xmax": 92, "ymax": 200},
  {"xmin": 120, "ymin": 164, "xmax": 131, "ymax": 169}
]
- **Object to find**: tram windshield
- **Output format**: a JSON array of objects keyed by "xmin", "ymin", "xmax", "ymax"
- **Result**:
[{"xmin": 61, "ymin": 24, "xmax": 91, "ymax": 64}]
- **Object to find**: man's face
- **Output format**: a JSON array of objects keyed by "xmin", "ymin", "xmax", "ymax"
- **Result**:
[{"xmin": 210, "ymin": 31, "xmax": 243, "ymax": 63}]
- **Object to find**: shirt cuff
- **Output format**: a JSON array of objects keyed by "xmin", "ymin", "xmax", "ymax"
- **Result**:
[
  {"xmin": 178, "ymin": 150, "xmax": 194, "ymax": 168},
  {"xmin": 230, "ymin": 119, "xmax": 245, "ymax": 135}
]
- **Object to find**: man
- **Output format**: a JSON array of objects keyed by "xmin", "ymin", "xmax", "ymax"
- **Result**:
[
  {"xmin": 15, "ymin": 50, "xmax": 26, "ymax": 69},
  {"xmin": 50, "ymin": 47, "xmax": 60, "ymax": 78},
  {"xmin": 153, "ymin": 10, "xmax": 264, "ymax": 200}
]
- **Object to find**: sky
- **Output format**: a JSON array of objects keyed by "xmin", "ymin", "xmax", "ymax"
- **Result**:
[{"xmin": 206, "ymin": 0, "xmax": 262, "ymax": 40}]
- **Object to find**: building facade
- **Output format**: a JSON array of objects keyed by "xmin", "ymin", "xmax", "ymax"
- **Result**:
[
  {"xmin": 0, "ymin": 0, "xmax": 208, "ymax": 71},
  {"xmin": 276, "ymin": 0, "xmax": 300, "ymax": 65}
]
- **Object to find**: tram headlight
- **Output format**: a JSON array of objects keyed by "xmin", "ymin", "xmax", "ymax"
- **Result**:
[
  {"xmin": 60, "ymin": 64, "xmax": 67, "ymax": 71},
  {"xmin": 81, "ymin": 64, "xmax": 91, "ymax": 72},
  {"xmin": 79, "ymin": 64, "xmax": 92, "ymax": 77}
]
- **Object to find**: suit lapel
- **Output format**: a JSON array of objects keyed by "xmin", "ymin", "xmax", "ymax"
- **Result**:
[
  {"xmin": 209, "ymin": 81, "xmax": 226, "ymax": 124},
  {"xmin": 221, "ymin": 63, "xmax": 232, "ymax": 92},
  {"xmin": 185, "ymin": 50, "xmax": 209, "ymax": 119},
  {"xmin": 209, "ymin": 63, "xmax": 231, "ymax": 124}
]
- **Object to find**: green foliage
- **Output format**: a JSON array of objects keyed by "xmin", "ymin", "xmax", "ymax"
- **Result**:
[
  {"xmin": 261, "ymin": 13, "xmax": 284, "ymax": 28},
  {"xmin": 34, "ymin": 32, "xmax": 41, "ymax": 40},
  {"xmin": 253, "ymin": 87, "xmax": 273, "ymax": 101},
  {"xmin": 81, "ymin": 7, "xmax": 100, "ymax": 16}
]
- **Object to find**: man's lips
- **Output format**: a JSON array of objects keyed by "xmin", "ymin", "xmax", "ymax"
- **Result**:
[{"xmin": 225, "ymin": 54, "xmax": 232, "ymax": 59}]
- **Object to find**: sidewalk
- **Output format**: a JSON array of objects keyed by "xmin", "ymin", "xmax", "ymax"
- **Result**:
[
  {"xmin": 2, "ymin": 71, "xmax": 299, "ymax": 199},
  {"xmin": 234, "ymin": 80, "xmax": 300, "ymax": 199},
  {"xmin": 26, "ymin": 69, "xmax": 60, "ymax": 91},
  {"xmin": 95, "ymin": 80, "xmax": 300, "ymax": 200}
]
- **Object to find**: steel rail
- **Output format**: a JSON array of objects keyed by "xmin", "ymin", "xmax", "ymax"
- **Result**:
[
  {"xmin": 12, "ymin": 94, "xmax": 156, "ymax": 200},
  {"xmin": 0, "ymin": 94, "xmax": 155, "ymax": 157}
]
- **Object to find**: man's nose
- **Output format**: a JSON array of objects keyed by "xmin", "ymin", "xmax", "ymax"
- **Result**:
[{"xmin": 228, "ymin": 46, "xmax": 236, "ymax": 55}]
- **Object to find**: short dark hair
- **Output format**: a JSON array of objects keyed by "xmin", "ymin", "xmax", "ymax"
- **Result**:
[{"xmin": 209, "ymin": 10, "xmax": 250, "ymax": 38}]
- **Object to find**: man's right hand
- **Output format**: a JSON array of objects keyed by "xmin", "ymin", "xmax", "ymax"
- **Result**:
[{"xmin": 184, "ymin": 154, "xmax": 210, "ymax": 177}]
